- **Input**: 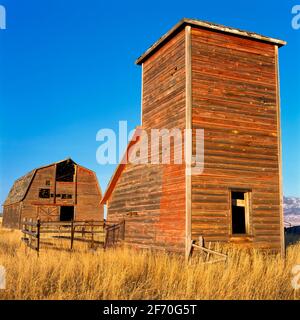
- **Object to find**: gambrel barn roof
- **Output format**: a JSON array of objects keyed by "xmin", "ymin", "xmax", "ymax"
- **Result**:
[
  {"xmin": 4, "ymin": 170, "xmax": 36, "ymax": 206},
  {"xmin": 3, "ymin": 158, "xmax": 89, "ymax": 206}
]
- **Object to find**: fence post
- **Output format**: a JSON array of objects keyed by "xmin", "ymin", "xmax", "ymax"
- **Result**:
[
  {"xmin": 22, "ymin": 218, "xmax": 27, "ymax": 253},
  {"xmin": 103, "ymin": 225, "xmax": 109, "ymax": 250},
  {"xmin": 116, "ymin": 225, "xmax": 120, "ymax": 242},
  {"xmin": 91, "ymin": 221, "xmax": 94, "ymax": 249},
  {"xmin": 37, "ymin": 219, "xmax": 41, "ymax": 254},
  {"xmin": 122, "ymin": 220, "xmax": 125, "ymax": 240},
  {"xmin": 29, "ymin": 218, "xmax": 32, "ymax": 246},
  {"xmin": 70, "ymin": 220, "xmax": 74, "ymax": 250},
  {"xmin": 113, "ymin": 225, "xmax": 115, "ymax": 246},
  {"xmin": 23, "ymin": 217, "xmax": 26, "ymax": 235}
]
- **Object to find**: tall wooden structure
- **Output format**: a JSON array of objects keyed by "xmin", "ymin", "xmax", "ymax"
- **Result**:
[
  {"xmin": 2, "ymin": 158, "xmax": 103, "ymax": 228},
  {"xmin": 101, "ymin": 18, "xmax": 286, "ymax": 256}
]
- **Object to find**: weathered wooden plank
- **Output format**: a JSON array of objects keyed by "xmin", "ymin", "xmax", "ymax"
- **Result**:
[{"xmin": 191, "ymin": 25, "xmax": 281, "ymax": 252}]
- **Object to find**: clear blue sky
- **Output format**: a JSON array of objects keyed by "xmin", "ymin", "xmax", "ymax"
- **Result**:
[{"xmin": 0, "ymin": 0, "xmax": 299, "ymax": 206}]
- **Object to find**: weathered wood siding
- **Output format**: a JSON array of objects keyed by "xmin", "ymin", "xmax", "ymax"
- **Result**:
[
  {"xmin": 107, "ymin": 29, "xmax": 187, "ymax": 251},
  {"xmin": 76, "ymin": 167, "xmax": 103, "ymax": 220},
  {"xmin": 190, "ymin": 27, "xmax": 281, "ymax": 250},
  {"xmin": 107, "ymin": 163, "xmax": 163, "ymax": 249},
  {"xmin": 3, "ymin": 163, "xmax": 103, "ymax": 227},
  {"xmin": 22, "ymin": 166, "xmax": 56, "ymax": 221},
  {"xmin": 2, "ymin": 203, "xmax": 22, "ymax": 228}
]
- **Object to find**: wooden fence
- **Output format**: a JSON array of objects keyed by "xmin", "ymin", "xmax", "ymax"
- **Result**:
[
  {"xmin": 21, "ymin": 218, "xmax": 125, "ymax": 253},
  {"xmin": 21, "ymin": 219, "xmax": 41, "ymax": 252},
  {"xmin": 103, "ymin": 220, "xmax": 125, "ymax": 249},
  {"xmin": 188, "ymin": 236, "xmax": 228, "ymax": 264}
]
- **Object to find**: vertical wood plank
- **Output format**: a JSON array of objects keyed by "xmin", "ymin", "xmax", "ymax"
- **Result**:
[
  {"xmin": 140, "ymin": 63, "xmax": 144, "ymax": 126},
  {"xmin": 185, "ymin": 25, "xmax": 192, "ymax": 259},
  {"xmin": 275, "ymin": 45, "xmax": 285, "ymax": 258},
  {"xmin": 70, "ymin": 220, "xmax": 74, "ymax": 250},
  {"xmin": 37, "ymin": 218, "xmax": 40, "ymax": 254},
  {"xmin": 74, "ymin": 164, "xmax": 78, "ymax": 206},
  {"xmin": 54, "ymin": 163, "xmax": 57, "ymax": 204}
]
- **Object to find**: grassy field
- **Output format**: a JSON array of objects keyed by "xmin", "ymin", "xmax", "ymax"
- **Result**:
[{"xmin": 0, "ymin": 222, "xmax": 300, "ymax": 300}]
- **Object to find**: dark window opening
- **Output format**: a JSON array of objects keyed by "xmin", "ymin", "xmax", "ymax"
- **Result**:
[
  {"xmin": 231, "ymin": 191, "xmax": 250, "ymax": 235},
  {"xmin": 45, "ymin": 180, "xmax": 51, "ymax": 186},
  {"xmin": 60, "ymin": 206, "xmax": 74, "ymax": 221},
  {"xmin": 39, "ymin": 188, "xmax": 50, "ymax": 198},
  {"xmin": 61, "ymin": 194, "xmax": 73, "ymax": 199},
  {"xmin": 56, "ymin": 160, "xmax": 75, "ymax": 182}
]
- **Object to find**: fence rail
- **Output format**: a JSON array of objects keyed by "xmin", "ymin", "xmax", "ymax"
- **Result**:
[
  {"xmin": 104, "ymin": 220, "xmax": 125, "ymax": 249},
  {"xmin": 21, "ymin": 219, "xmax": 40, "ymax": 252},
  {"xmin": 21, "ymin": 218, "xmax": 125, "ymax": 253}
]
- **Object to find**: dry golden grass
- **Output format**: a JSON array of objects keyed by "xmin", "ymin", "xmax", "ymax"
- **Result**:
[{"xmin": 0, "ymin": 224, "xmax": 300, "ymax": 300}]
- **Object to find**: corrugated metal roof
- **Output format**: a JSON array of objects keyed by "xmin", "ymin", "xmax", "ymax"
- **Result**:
[{"xmin": 136, "ymin": 18, "xmax": 286, "ymax": 65}]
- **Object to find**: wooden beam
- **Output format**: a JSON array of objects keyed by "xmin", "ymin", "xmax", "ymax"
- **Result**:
[
  {"xmin": 18, "ymin": 202, "xmax": 23, "ymax": 229},
  {"xmin": 192, "ymin": 243, "xmax": 228, "ymax": 258},
  {"xmin": 140, "ymin": 63, "xmax": 144, "ymax": 126},
  {"xmin": 275, "ymin": 45, "xmax": 285, "ymax": 259},
  {"xmin": 185, "ymin": 25, "xmax": 192, "ymax": 260},
  {"xmin": 74, "ymin": 164, "xmax": 78, "ymax": 206},
  {"xmin": 54, "ymin": 163, "xmax": 57, "ymax": 204}
]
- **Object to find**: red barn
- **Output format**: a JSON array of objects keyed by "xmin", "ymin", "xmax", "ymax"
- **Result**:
[{"xmin": 2, "ymin": 158, "xmax": 103, "ymax": 228}]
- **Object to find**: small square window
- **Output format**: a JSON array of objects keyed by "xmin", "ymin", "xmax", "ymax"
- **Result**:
[
  {"xmin": 39, "ymin": 189, "xmax": 50, "ymax": 199},
  {"xmin": 45, "ymin": 180, "xmax": 51, "ymax": 186}
]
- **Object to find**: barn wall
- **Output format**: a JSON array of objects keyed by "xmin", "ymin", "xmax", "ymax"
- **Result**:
[
  {"xmin": 107, "ymin": 29, "xmax": 187, "ymax": 252},
  {"xmin": 190, "ymin": 27, "xmax": 281, "ymax": 251},
  {"xmin": 75, "ymin": 167, "xmax": 103, "ymax": 220},
  {"xmin": 21, "ymin": 165, "xmax": 103, "ymax": 222},
  {"xmin": 22, "ymin": 166, "xmax": 57, "ymax": 221},
  {"xmin": 2, "ymin": 203, "xmax": 22, "ymax": 228},
  {"xmin": 56, "ymin": 182, "xmax": 75, "ymax": 206},
  {"xmin": 24, "ymin": 166, "xmax": 55, "ymax": 204},
  {"xmin": 107, "ymin": 162, "xmax": 163, "ymax": 249}
]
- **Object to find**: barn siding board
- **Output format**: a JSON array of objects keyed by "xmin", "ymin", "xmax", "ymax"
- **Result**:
[
  {"xmin": 75, "ymin": 167, "xmax": 102, "ymax": 220},
  {"xmin": 191, "ymin": 27, "xmax": 281, "ymax": 251},
  {"xmin": 2, "ymin": 203, "xmax": 22, "ymax": 228}
]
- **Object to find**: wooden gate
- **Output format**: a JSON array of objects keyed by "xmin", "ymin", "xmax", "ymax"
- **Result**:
[
  {"xmin": 104, "ymin": 220, "xmax": 125, "ymax": 249},
  {"xmin": 21, "ymin": 218, "xmax": 125, "ymax": 252}
]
